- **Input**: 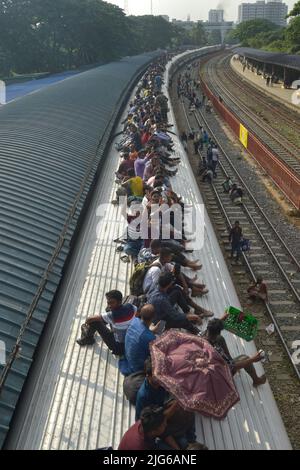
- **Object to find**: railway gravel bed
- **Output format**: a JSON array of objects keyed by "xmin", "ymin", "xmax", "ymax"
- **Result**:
[
  {"xmin": 202, "ymin": 54, "xmax": 300, "ymax": 177},
  {"xmin": 170, "ymin": 64, "xmax": 300, "ymax": 449}
]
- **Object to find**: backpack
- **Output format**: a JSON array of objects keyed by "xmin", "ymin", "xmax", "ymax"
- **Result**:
[
  {"xmin": 129, "ymin": 260, "xmax": 162, "ymax": 296},
  {"xmin": 240, "ymin": 238, "xmax": 251, "ymax": 252}
]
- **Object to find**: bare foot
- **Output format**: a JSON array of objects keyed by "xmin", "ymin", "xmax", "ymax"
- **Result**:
[
  {"xmin": 187, "ymin": 313, "xmax": 201, "ymax": 323},
  {"xmin": 253, "ymin": 375, "xmax": 267, "ymax": 388},
  {"xmin": 192, "ymin": 283, "xmax": 206, "ymax": 289},
  {"xmin": 199, "ymin": 309, "xmax": 214, "ymax": 318},
  {"xmin": 191, "ymin": 264, "xmax": 203, "ymax": 272},
  {"xmin": 191, "ymin": 288, "xmax": 209, "ymax": 298}
]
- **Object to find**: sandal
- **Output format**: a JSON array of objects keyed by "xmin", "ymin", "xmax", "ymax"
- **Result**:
[{"xmin": 120, "ymin": 255, "xmax": 130, "ymax": 263}]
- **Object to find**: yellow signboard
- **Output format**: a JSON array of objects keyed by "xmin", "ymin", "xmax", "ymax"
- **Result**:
[{"xmin": 239, "ymin": 124, "xmax": 248, "ymax": 149}]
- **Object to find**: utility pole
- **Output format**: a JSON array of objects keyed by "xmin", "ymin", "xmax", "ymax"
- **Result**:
[{"xmin": 150, "ymin": 0, "xmax": 153, "ymax": 15}]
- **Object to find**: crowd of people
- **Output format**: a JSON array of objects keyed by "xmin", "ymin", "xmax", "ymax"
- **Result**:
[{"xmin": 75, "ymin": 56, "xmax": 267, "ymax": 451}]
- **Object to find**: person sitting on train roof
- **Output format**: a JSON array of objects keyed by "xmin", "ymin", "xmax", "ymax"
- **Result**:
[
  {"xmin": 138, "ymin": 239, "xmax": 203, "ymax": 275},
  {"xmin": 121, "ymin": 169, "xmax": 144, "ymax": 199},
  {"xmin": 119, "ymin": 305, "xmax": 157, "ymax": 377},
  {"xmin": 118, "ymin": 406, "xmax": 167, "ymax": 451},
  {"xmin": 147, "ymin": 273, "xmax": 202, "ymax": 334},
  {"xmin": 134, "ymin": 150, "xmax": 152, "ymax": 178},
  {"xmin": 135, "ymin": 358, "xmax": 197, "ymax": 450},
  {"xmin": 76, "ymin": 290, "xmax": 136, "ymax": 354},
  {"xmin": 205, "ymin": 316, "xmax": 267, "ymax": 388},
  {"xmin": 142, "ymin": 248, "xmax": 174, "ymax": 297},
  {"xmin": 247, "ymin": 277, "xmax": 269, "ymax": 304},
  {"xmin": 115, "ymin": 152, "xmax": 134, "ymax": 181}
]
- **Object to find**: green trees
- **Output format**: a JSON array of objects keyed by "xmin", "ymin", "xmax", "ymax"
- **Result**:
[
  {"xmin": 285, "ymin": 2, "xmax": 300, "ymax": 53},
  {"xmin": 287, "ymin": 1, "xmax": 300, "ymax": 18},
  {"xmin": 229, "ymin": 19, "xmax": 280, "ymax": 46},
  {"xmin": 128, "ymin": 15, "xmax": 178, "ymax": 53},
  {"xmin": 0, "ymin": 0, "xmax": 181, "ymax": 77},
  {"xmin": 190, "ymin": 22, "xmax": 208, "ymax": 46},
  {"xmin": 229, "ymin": 4, "xmax": 300, "ymax": 54},
  {"xmin": 207, "ymin": 30, "xmax": 222, "ymax": 46}
]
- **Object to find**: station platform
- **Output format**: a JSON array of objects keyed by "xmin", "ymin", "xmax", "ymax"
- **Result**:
[
  {"xmin": 4, "ymin": 53, "xmax": 292, "ymax": 451},
  {"xmin": 231, "ymin": 57, "xmax": 300, "ymax": 113}
]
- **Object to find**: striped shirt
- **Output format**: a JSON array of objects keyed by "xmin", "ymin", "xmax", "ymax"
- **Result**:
[{"xmin": 102, "ymin": 304, "xmax": 137, "ymax": 343}]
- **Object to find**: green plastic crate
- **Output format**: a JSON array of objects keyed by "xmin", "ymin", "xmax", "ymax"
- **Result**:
[{"xmin": 224, "ymin": 306, "xmax": 258, "ymax": 342}]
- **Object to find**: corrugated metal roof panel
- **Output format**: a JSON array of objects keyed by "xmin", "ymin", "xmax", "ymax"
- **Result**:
[
  {"xmin": 0, "ymin": 52, "xmax": 159, "ymax": 448},
  {"xmin": 5, "ymin": 77, "xmax": 291, "ymax": 450}
]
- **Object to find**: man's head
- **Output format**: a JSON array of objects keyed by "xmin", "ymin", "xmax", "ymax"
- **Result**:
[
  {"xmin": 234, "ymin": 221, "xmax": 240, "ymax": 227},
  {"xmin": 150, "ymin": 239, "xmax": 162, "ymax": 255},
  {"xmin": 207, "ymin": 318, "xmax": 224, "ymax": 338},
  {"xmin": 256, "ymin": 276, "xmax": 263, "ymax": 284},
  {"xmin": 154, "ymin": 175, "xmax": 164, "ymax": 187},
  {"xmin": 138, "ymin": 150, "xmax": 147, "ymax": 159},
  {"xmin": 140, "ymin": 406, "xmax": 167, "ymax": 438},
  {"xmin": 127, "ymin": 169, "xmax": 136, "ymax": 178},
  {"xmin": 159, "ymin": 247, "xmax": 173, "ymax": 265},
  {"xmin": 106, "ymin": 290, "xmax": 123, "ymax": 311},
  {"xmin": 150, "ymin": 190, "xmax": 161, "ymax": 204},
  {"xmin": 140, "ymin": 304, "xmax": 155, "ymax": 325},
  {"xmin": 158, "ymin": 272, "xmax": 175, "ymax": 291}
]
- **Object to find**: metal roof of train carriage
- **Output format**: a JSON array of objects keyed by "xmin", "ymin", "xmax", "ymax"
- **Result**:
[
  {"xmin": 0, "ymin": 51, "xmax": 159, "ymax": 448},
  {"xmin": 234, "ymin": 47, "xmax": 300, "ymax": 72},
  {"xmin": 2, "ymin": 46, "xmax": 291, "ymax": 451}
]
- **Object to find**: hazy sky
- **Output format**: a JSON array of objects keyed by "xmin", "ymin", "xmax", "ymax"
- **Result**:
[{"xmin": 108, "ymin": 0, "xmax": 296, "ymax": 22}]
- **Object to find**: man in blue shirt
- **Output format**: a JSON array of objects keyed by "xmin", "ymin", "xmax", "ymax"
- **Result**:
[
  {"xmin": 119, "ymin": 304, "xmax": 156, "ymax": 376},
  {"xmin": 135, "ymin": 358, "xmax": 167, "ymax": 421},
  {"xmin": 148, "ymin": 273, "xmax": 199, "ymax": 335},
  {"xmin": 135, "ymin": 358, "xmax": 196, "ymax": 450}
]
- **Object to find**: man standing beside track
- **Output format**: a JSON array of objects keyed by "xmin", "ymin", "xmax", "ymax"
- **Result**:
[
  {"xmin": 229, "ymin": 221, "xmax": 243, "ymax": 263},
  {"xmin": 211, "ymin": 145, "xmax": 220, "ymax": 178}
]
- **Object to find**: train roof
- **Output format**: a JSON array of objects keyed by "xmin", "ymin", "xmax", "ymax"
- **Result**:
[{"xmin": 0, "ymin": 51, "xmax": 159, "ymax": 448}]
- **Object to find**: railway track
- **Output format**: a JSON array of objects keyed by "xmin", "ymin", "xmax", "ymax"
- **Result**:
[
  {"xmin": 178, "ymin": 86, "xmax": 300, "ymax": 380},
  {"xmin": 221, "ymin": 54, "xmax": 300, "ymax": 139},
  {"xmin": 202, "ymin": 54, "xmax": 300, "ymax": 177}
]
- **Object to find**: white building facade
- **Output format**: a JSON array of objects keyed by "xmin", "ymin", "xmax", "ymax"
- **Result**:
[{"xmin": 238, "ymin": 0, "xmax": 288, "ymax": 27}]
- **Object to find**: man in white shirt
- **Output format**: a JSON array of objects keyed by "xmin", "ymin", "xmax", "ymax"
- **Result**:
[
  {"xmin": 211, "ymin": 146, "xmax": 220, "ymax": 178},
  {"xmin": 142, "ymin": 247, "xmax": 174, "ymax": 296}
]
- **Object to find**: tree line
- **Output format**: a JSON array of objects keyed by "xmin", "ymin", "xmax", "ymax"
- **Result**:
[
  {"xmin": 0, "ymin": 0, "xmax": 212, "ymax": 77},
  {"xmin": 226, "ymin": 1, "xmax": 300, "ymax": 54}
]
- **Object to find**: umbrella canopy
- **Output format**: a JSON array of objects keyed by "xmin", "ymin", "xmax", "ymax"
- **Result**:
[{"xmin": 150, "ymin": 330, "xmax": 240, "ymax": 420}]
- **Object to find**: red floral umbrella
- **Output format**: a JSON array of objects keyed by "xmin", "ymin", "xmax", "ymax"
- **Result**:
[{"xmin": 150, "ymin": 330, "xmax": 240, "ymax": 420}]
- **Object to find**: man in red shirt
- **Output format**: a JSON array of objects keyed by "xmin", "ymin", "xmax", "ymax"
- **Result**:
[{"xmin": 118, "ymin": 406, "xmax": 167, "ymax": 451}]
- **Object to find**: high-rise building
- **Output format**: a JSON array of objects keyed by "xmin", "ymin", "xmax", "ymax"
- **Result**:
[
  {"xmin": 238, "ymin": 0, "xmax": 288, "ymax": 27},
  {"xmin": 209, "ymin": 9, "xmax": 224, "ymax": 23}
]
